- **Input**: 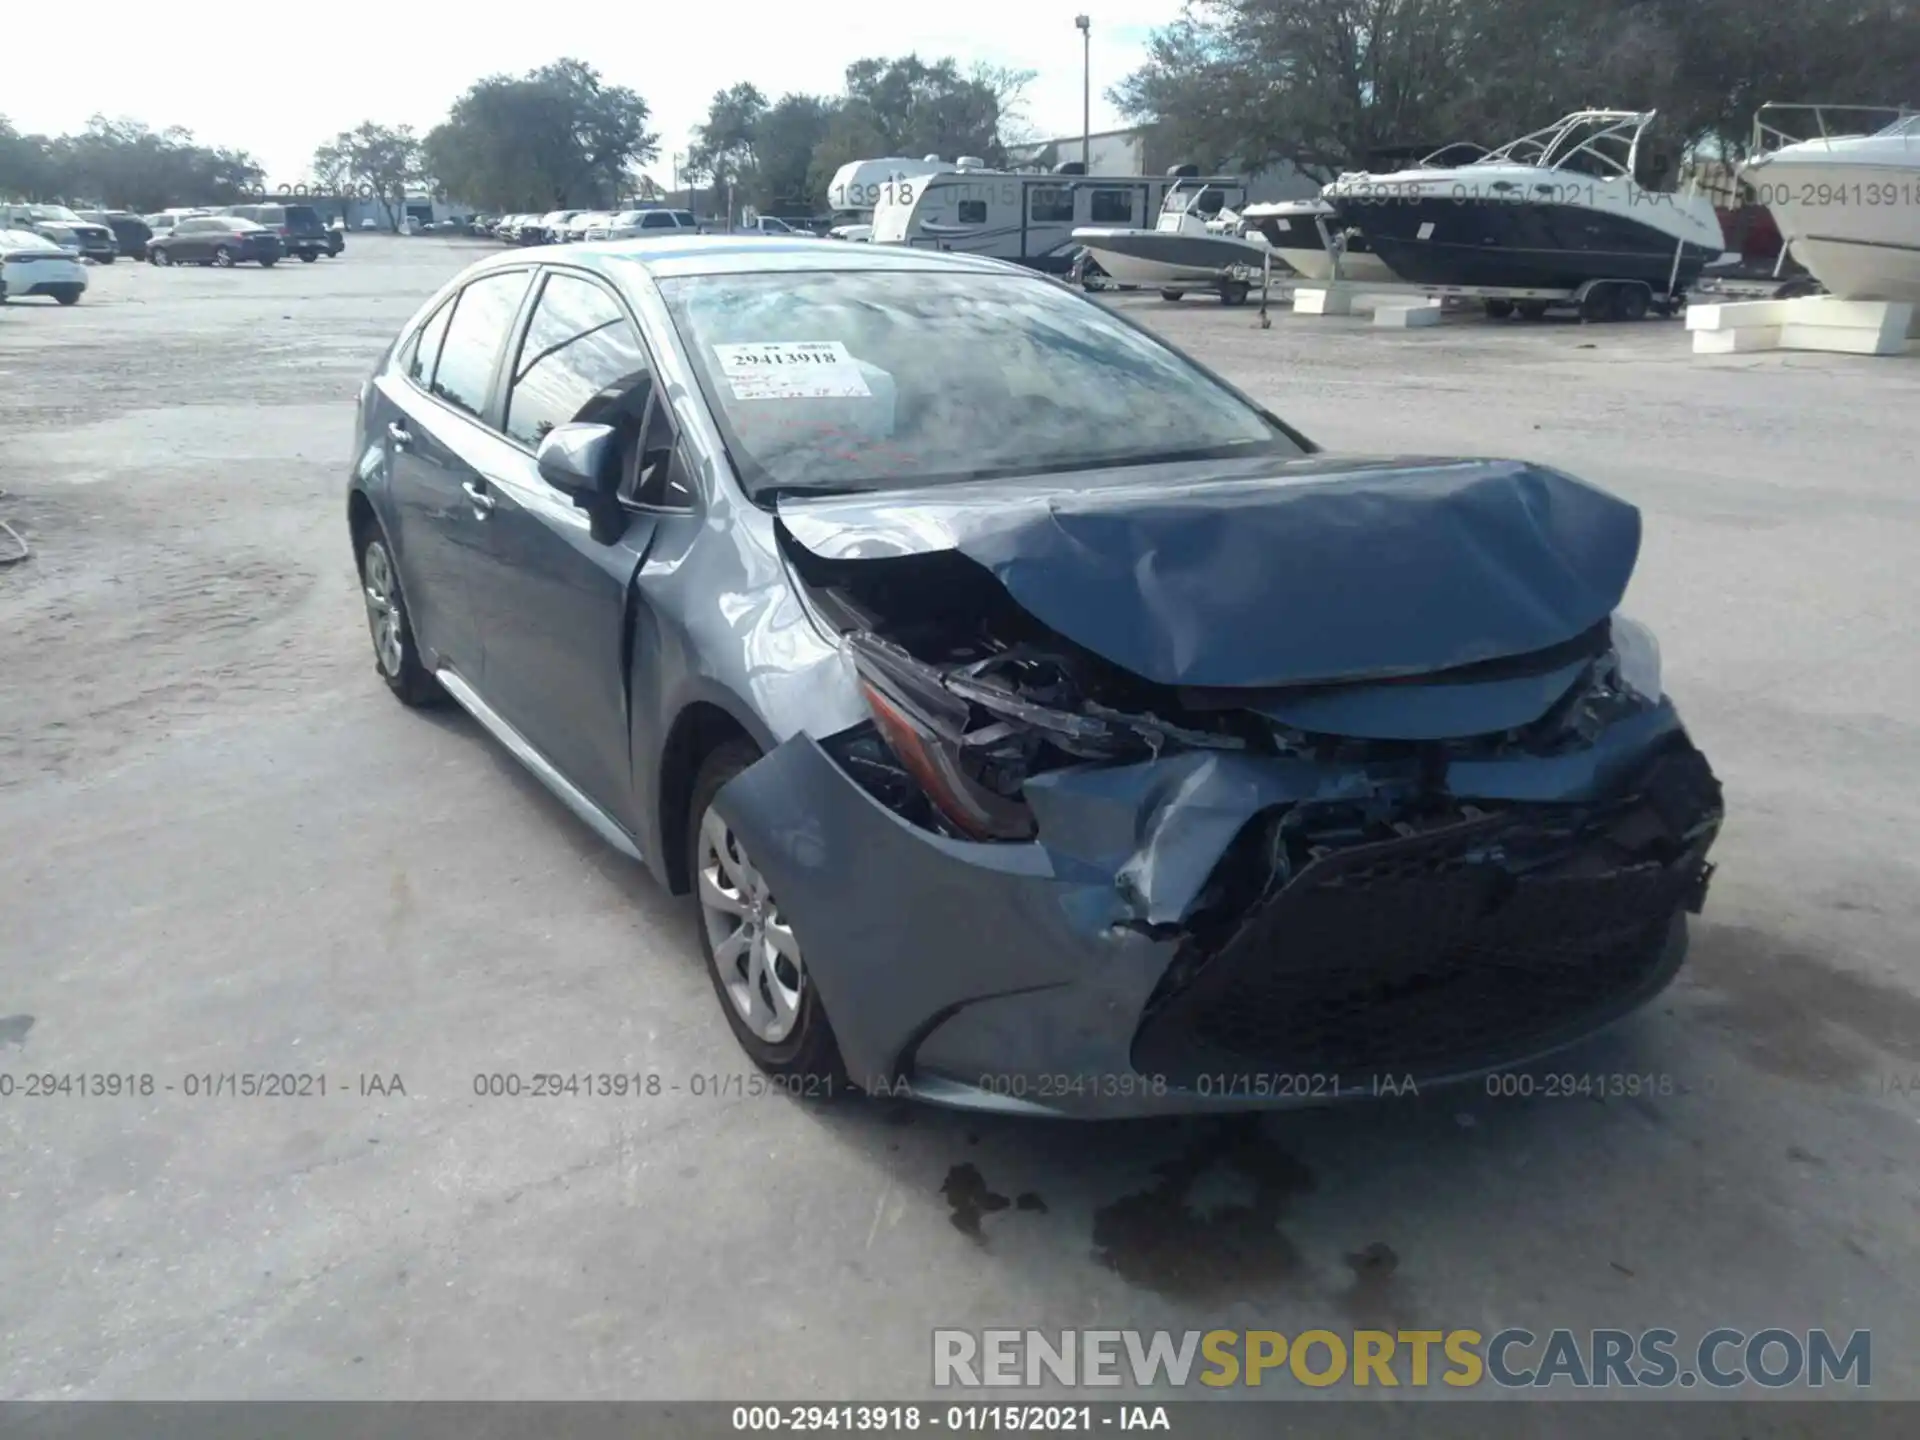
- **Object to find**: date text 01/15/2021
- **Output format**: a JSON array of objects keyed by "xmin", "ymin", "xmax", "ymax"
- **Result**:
[
  {"xmin": 731, "ymin": 1405, "xmax": 1170, "ymax": 1432},
  {"xmin": 0, "ymin": 1072, "xmax": 406, "ymax": 1098}
]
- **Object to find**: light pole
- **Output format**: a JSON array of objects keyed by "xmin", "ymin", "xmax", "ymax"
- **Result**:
[{"xmin": 1075, "ymin": 15, "xmax": 1091, "ymax": 172}]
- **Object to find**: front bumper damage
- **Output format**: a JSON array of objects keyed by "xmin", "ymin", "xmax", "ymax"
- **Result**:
[{"xmin": 713, "ymin": 698, "xmax": 1721, "ymax": 1118}]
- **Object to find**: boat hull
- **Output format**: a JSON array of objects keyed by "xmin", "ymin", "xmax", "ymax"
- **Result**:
[
  {"xmin": 1742, "ymin": 157, "xmax": 1920, "ymax": 302},
  {"xmin": 1329, "ymin": 192, "xmax": 1723, "ymax": 292},
  {"xmin": 1242, "ymin": 206, "xmax": 1401, "ymax": 283},
  {"xmin": 1072, "ymin": 228, "xmax": 1271, "ymax": 288}
]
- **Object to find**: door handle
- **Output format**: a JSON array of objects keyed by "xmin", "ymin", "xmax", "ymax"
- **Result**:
[
  {"xmin": 387, "ymin": 421, "xmax": 411, "ymax": 450},
  {"xmin": 462, "ymin": 480, "xmax": 496, "ymax": 516}
]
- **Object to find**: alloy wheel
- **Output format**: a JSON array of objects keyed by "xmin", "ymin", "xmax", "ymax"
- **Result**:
[
  {"xmin": 361, "ymin": 540, "xmax": 404, "ymax": 678},
  {"xmin": 697, "ymin": 807, "xmax": 805, "ymax": 1043}
]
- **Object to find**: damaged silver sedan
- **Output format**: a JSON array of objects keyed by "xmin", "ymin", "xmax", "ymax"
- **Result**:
[{"xmin": 348, "ymin": 236, "xmax": 1722, "ymax": 1118}]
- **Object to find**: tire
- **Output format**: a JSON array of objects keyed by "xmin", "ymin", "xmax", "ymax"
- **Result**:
[
  {"xmin": 1617, "ymin": 284, "xmax": 1649, "ymax": 321},
  {"xmin": 358, "ymin": 532, "xmax": 442, "ymax": 707},
  {"xmin": 1516, "ymin": 300, "xmax": 1549, "ymax": 320},
  {"xmin": 1483, "ymin": 298, "xmax": 1515, "ymax": 318},
  {"xmin": 98, "ymin": 254, "xmax": 115, "ymax": 265},
  {"xmin": 299, "ymin": 251, "xmax": 317, "ymax": 262},
  {"xmin": 1219, "ymin": 280, "xmax": 1251, "ymax": 306},
  {"xmin": 151, "ymin": 248, "xmax": 169, "ymax": 266},
  {"xmin": 689, "ymin": 739, "xmax": 846, "ymax": 1088},
  {"xmin": 54, "ymin": 287, "xmax": 81, "ymax": 306},
  {"xmin": 259, "ymin": 257, "xmax": 277, "ymax": 268},
  {"xmin": 1160, "ymin": 289, "xmax": 1185, "ymax": 301},
  {"xmin": 1579, "ymin": 283, "xmax": 1614, "ymax": 323},
  {"xmin": 212, "ymin": 246, "xmax": 235, "ymax": 268}
]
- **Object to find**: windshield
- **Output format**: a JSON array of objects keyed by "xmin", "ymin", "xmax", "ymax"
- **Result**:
[
  {"xmin": 1874, "ymin": 114, "xmax": 1920, "ymax": 138},
  {"xmin": 654, "ymin": 269, "xmax": 1299, "ymax": 498},
  {"xmin": 31, "ymin": 206, "xmax": 83, "ymax": 223}
]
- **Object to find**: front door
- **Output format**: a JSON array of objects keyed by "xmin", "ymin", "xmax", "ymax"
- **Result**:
[{"xmin": 461, "ymin": 268, "xmax": 666, "ymax": 825}]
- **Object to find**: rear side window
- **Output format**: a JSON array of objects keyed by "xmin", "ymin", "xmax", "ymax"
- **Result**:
[
  {"xmin": 431, "ymin": 271, "xmax": 532, "ymax": 419},
  {"xmin": 504, "ymin": 273, "xmax": 650, "ymax": 447},
  {"xmin": 407, "ymin": 298, "xmax": 455, "ymax": 387},
  {"xmin": 641, "ymin": 212, "xmax": 677, "ymax": 230},
  {"xmin": 671, "ymin": 211, "xmax": 696, "ymax": 228},
  {"xmin": 285, "ymin": 206, "xmax": 320, "ymax": 227}
]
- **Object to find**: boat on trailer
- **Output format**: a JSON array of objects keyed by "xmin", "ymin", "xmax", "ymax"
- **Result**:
[
  {"xmin": 1322, "ymin": 110, "xmax": 1725, "ymax": 305},
  {"xmin": 1239, "ymin": 198, "xmax": 1400, "ymax": 283},
  {"xmin": 1071, "ymin": 171, "xmax": 1270, "ymax": 303}
]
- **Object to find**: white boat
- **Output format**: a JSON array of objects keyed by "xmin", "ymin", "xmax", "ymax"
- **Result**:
[
  {"xmin": 1238, "ymin": 198, "xmax": 1400, "ymax": 283},
  {"xmin": 1072, "ymin": 175, "xmax": 1271, "ymax": 299},
  {"xmin": 1739, "ymin": 104, "xmax": 1920, "ymax": 302},
  {"xmin": 1323, "ymin": 110, "xmax": 1725, "ymax": 296}
]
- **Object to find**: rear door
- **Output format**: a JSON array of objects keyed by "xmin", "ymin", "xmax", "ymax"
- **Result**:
[
  {"xmin": 462, "ymin": 266, "xmax": 670, "ymax": 824},
  {"xmin": 375, "ymin": 268, "xmax": 535, "ymax": 675}
]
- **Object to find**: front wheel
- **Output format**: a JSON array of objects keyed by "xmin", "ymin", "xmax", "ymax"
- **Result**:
[
  {"xmin": 151, "ymin": 248, "xmax": 170, "ymax": 266},
  {"xmin": 212, "ymin": 246, "xmax": 235, "ymax": 268},
  {"xmin": 259, "ymin": 257, "xmax": 277, "ymax": 268},
  {"xmin": 690, "ymin": 740, "xmax": 846, "ymax": 1088}
]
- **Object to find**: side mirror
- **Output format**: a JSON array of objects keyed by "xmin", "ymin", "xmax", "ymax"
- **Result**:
[{"xmin": 535, "ymin": 422, "xmax": 618, "ymax": 503}]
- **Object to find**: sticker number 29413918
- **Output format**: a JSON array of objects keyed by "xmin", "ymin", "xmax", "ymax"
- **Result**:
[{"xmin": 714, "ymin": 341, "xmax": 874, "ymax": 400}]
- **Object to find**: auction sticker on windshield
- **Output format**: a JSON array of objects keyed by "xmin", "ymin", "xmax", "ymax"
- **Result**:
[{"xmin": 714, "ymin": 341, "xmax": 873, "ymax": 400}]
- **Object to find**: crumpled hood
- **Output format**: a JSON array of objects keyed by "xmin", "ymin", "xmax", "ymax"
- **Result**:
[{"xmin": 776, "ymin": 455, "xmax": 1640, "ymax": 688}]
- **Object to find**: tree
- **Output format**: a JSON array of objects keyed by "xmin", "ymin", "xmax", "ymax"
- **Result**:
[
  {"xmin": 0, "ymin": 114, "xmax": 262, "ymax": 209},
  {"xmin": 425, "ymin": 59, "xmax": 658, "ymax": 213},
  {"xmin": 313, "ymin": 122, "xmax": 426, "ymax": 231},
  {"xmin": 1113, "ymin": 0, "xmax": 1920, "ymax": 182},
  {"xmin": 751, "ymin": 93, "xmax": 837, "ymax": 214},
  {"xmin": 687, "ymin": 83, "xmax": 768, "ymax": 216}
]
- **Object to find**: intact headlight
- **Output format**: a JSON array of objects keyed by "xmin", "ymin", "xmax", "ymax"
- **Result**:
[{"xmin": 1610, "ymin": 614, "xmax": 1663, "ymax": 704}]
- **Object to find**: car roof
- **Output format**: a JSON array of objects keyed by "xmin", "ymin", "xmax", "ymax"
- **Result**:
[{"xmin": 494, "ymin": 234, "xmax": 1029, "ymax": 281}]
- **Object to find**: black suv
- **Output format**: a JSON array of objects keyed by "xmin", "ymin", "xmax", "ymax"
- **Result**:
[
  {"xmin": 221, "ymin": 202, "xmax": 332, "ymax": 261},
  {"xmin": 78, "ymin": 210, "xmax": 155, "ymax": 260}
]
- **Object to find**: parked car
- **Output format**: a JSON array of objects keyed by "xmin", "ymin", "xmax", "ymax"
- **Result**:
[
  {"xmin": 0, "ymin": 227, "xmax": 88, "ymax": 303},
  {"xmin": 345, "ymin": 237, "xmax": 1724, "ymax": 1115},
  {"xmin": 563, "ymin": 212, "xmax": 612, "ymax": 242},
  {"xmin": 520, "ymin": 209, "xmax": 583, "ymax": 245},
  {"xmin": 361, "ymin": 218, "xmax": 378, "ymax": 231},
  {"xmin": 602, "ymin": 208, "xmax": 700, "ymax": 239},
  {"xmin": 0, "ymin": 204, "xmax": 118, "ymax": 264},
  {"xmin": 219, "ymin": 202, "xmax": 331, "ymax": 261},
  {"xmin": 77, "ymin": 209, "xmax": 154, "ymax": 260},
  {"xmin": 148, "ymin": 216, "xmax": 284, "ymax": 267},
  {"xmin": 734, "ymin": 213, "xmax": 804, "ymax": 237}
]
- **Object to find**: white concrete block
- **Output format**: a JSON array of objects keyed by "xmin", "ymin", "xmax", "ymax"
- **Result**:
[
  {"xmin": 1687, "ymin": 296, "xmax": 1913, "ymax": 356},
  {"xmin": 1374, "ymin": 304, "xmax": 1442, "ymax": 328},
  {"xmin": 1292, "ymin": 287, "xmax": 1352, "ymax": 316}
]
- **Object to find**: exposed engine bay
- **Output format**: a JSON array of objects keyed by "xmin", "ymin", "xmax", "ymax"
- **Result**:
[{"xmin": 781, "ymin": 528, "xmax": 1663, "ymax": 846}]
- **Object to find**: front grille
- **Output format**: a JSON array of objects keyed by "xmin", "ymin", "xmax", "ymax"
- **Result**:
[{"xmin": 1131, "ymin": 739, "xmax": 1721, "ymax": 1085}]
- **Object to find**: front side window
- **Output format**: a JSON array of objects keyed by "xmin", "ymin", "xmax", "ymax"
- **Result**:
[
  {"xmin": 504, "ymin": 273, "xmax": 651, "ymax": 447},
  {"xmin": 1029, "ymin": 187, "xmax": 1074, "ymax": 223},
  {"xmin": 432, "ymin": 271, "xmax": 532, "ymax": 420},
  {"xmin": 653, "ymin": 269, "xmax": 1299, "ymax": 499}
]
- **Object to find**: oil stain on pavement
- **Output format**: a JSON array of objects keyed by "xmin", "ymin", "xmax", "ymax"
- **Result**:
[{"xmin": 1091, "ymin": 1120, "xmax": 1315, "ymax": 1300}]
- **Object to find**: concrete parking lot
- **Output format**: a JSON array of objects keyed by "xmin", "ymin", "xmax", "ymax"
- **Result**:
[{"xmin": 2, "ymin": 239, "xmax": 1917, "ymax": 1415}]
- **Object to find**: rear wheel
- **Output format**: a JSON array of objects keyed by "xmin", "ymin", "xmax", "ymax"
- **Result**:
[
  {"xmin": 358, "ymin": 532, "xmax": 441, "ymax": 707},
  {"xmin": 1483, "ymin": 298, "xmax": 1515, "ymax": 318},
  {"xmin": 1159, "ymin": 289, "xmax": 1185, "ymax": 302},
  {"xmin": 689, "ymin": 740, "xmax": 846, "ymax": 1088},
  {"xmin": 259, "ymin": 257, "xmax": 277, "ymax": 268},
  {"xmin": 1616, "ymin": 284, "xmax": 1650, "ymax": 321},
  {"xmin": 150, "ymin": 248, "xmax": 170, "ymax": 267},
  {"xmin": 53, "ymin": 287, "xmax": 81, "ymax": 306}
]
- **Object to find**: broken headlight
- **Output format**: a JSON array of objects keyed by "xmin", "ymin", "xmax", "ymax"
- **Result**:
[
  {"xmin": 843, "ymin": 632, "xmax": 1039, "ymax": 841},
  {"xmin": 1610, "ymin": 614, "xmax": 1663, "ymax": 704}
]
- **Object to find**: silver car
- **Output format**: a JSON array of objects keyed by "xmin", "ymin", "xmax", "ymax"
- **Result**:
[{"xmin": 346, "ymin": 237, "xmax": 1723, "ymax": 1117}]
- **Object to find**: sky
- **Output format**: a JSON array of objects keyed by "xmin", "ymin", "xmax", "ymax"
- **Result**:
[{"xmin": 4, "ymin": 2, "xmax": 1177, "ymax": 189}]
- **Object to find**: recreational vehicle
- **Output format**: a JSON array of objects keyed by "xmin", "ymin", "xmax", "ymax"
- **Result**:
[{"xmin": 870, "ymin": 163, "xmax": 1248, "ymax": 273}]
